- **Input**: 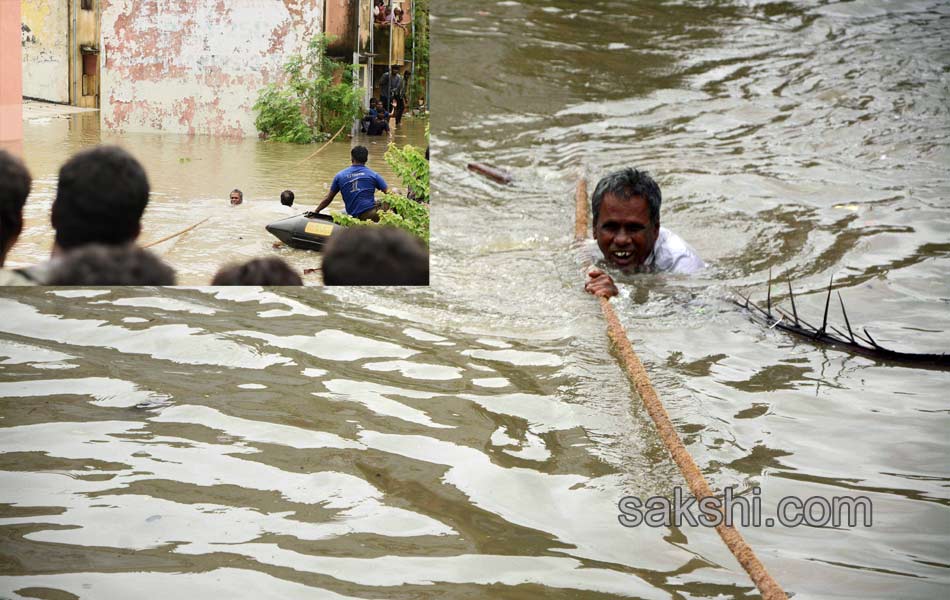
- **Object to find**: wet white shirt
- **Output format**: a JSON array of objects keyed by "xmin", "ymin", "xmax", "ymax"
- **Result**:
[
  {"xmin": 644, "ymin": 227, "xmax": 705, "ymax": 274},
  {"xmin": 592, "ymin": 227, "xmax": 705, "ymax": 274}
]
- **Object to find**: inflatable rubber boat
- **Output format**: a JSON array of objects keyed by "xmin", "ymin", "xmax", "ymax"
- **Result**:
[{"xmin": 265, "ymin": 212, "xmax": 343, "ymax": 251}]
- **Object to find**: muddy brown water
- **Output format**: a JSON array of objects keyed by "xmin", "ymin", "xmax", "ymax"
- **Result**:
[
  {"xmin": 7, "ymin": 112, "xmax": 427, "ymax": 285},
  {"xmin": 2, "ymin": 0, "xmax": 949, "ymax": 598}
]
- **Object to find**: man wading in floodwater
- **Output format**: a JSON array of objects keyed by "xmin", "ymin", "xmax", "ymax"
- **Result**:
[
  {"xmin": 313, "ymin": 146, "xmax": 389, "ymax": 222},
  {"xmin": 584, "ymin": 168, "xmax": 704, "ymax": 298}
]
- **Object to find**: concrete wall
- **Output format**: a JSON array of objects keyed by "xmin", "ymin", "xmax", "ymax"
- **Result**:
[
  {"xmin": 100, "ymin": 0, "xmax": 324, "ymax": 137},
  {"xmin": 21, "ymin": 0, "xmax": 70, "ymax": 104}
]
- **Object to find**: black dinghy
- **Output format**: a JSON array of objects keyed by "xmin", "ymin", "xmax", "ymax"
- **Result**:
[{"xmin": 266, "ymin": 212, "xmax": 343, "ymax": 251}]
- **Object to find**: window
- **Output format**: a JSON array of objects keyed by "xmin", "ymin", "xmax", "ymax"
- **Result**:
[{"xmin": 81, "ymin": 0, "xmax": 93, "ymax": 10}]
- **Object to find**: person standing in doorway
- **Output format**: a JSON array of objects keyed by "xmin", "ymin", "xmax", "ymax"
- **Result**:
[
  {"xmin": 379, "ymin": 66, "xmax": 405, "ymax": 126},
  {"xmin": 390, "ymin": 66, "xmax": 405, "ymax": 126}
]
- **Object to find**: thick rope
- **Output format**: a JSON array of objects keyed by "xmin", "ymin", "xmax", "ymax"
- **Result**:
[
  {"xmin": 575, "ymin": 176, "xmax": 788, "ymax": 600},
  {"xmin": 293, "ymin": 123, "xmax": 349, "ymax": 168},
  {"xmin": 142, "ymin": 216, "xmax": 210, "ymax": 249}
]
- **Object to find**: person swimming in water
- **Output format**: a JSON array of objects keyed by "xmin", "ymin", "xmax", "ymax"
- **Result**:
[{"xmin": 584, "ymin": 168, "xmax": 704, "ymax": 298}]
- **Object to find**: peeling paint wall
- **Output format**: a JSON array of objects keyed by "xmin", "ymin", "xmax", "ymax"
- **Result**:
[
  {"xmin": 100, "ymin": 0, "xmax": 324, "ymax": 137},
  {"xmin": 21, "ymin": 0, "xmax": 70, "ymax": 103}
]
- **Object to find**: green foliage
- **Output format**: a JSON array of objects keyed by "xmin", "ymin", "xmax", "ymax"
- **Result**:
[
  {"xmin": 406, "ymin": 0, "xmax": 429, "ymax": 107},
  {"xmin": 253, "ymin": 85, "xmax": 314, "ymax": 143},
  {"xmin": 254, "ymin": 34, "xmax": 362, "ymax": 143},
  {"xmin": 331, "ymin": 139, "xmax": 430, "ymax": 245},
  {"xmin": 384, "ymin": 141, "xmax": 429, "ymax": 204},
  {"xmin": 333, "ymin": 193, "xmax": 429, "ymax": 246}
]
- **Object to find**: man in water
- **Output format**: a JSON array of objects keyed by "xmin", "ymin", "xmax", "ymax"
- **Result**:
[
  {"xmin": 366, "ymin": 111, "xmax": 391, "ymax": 136},
  {"xmin": 230, "ymin": 189, "xmax": 243, "ymax": 206},
  {"xmin": 584, "ymin": 168, "xmax": 704, "ymax": 298},
  {"xmin": 313, "ymin": 146, "xmax": 388, "ymax": 222},
  {"xmin": 280, "ymin": 190, "xmax": 294, "ymax": 208}
]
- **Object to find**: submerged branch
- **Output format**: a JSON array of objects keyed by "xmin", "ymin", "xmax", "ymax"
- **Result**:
[{"xmin": 735, "ymin": 279, "xmax": 950, "ymax": 370}]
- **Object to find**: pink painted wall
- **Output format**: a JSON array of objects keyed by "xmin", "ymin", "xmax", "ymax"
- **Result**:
[
  {"xmin": 0, "ymin": 0, "xmax": 25, "ymax": 141},
  {"xmin": 100, "ymin": 0, "xmax": 324, "ymax": 138}
]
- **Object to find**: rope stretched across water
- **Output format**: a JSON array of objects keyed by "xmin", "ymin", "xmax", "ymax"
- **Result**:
[
  {"xmin": 574, "ymin": 177, "xmax": 788, "ymax": 600},
  {"xmin": 142, "ymin": 216, "xmax": 210, "ymax": 249},
  {"xmin": 293, "ymin": 123, "xmax": 349, "ymax": 168}
]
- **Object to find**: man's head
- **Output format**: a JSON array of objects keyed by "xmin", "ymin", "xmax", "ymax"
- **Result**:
[
  {"xmin": 351, "ymin": 146, "xmax": 369, "ymax": 165},
  {"xmin": 322, "ymin": 226, "xmax": 428, "ymax": 286},
  {"xmin": 0, "ymin": 150, "xmax": 32, "ymax": 267},
  {"xmin": 45, "ymin": 244, "xmax": 176, "ymax": 285},
  {"xmin": 51, "ymin": 145, "xmax": 150, "ymax": 253},
  {"xmin": 369, "ymin": 98, "xmax": 378, "ymax": 109},
  {"xmin": 591, "ymin": 168, "xmax": 662, "ymax": 270},
  {"xmin": 230, "ymin": 189, "xmax": 243, "ymax": 206},
  {"xmin": 211, "ymin": 257, "xmax": 303, "ymax": 285},
  {"xmin": 280, "ymin": 190, "xmax": 294, "ymax": 207}
]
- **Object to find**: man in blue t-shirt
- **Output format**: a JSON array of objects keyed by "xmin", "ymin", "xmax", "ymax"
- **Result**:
[{"xmin": 314, "ymin": 146, "xmax": 388, "ymax": 221}]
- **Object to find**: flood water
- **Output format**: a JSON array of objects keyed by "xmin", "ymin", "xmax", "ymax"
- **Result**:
[
  {"xmin": 432, "ymin": 0, "xmax": 949, "ymax": 597},
  {"xmin": 8, "ymin": 112, "xmax": 428, "ymax": 285},
  {"xmin": 1, "ymin": 0, "xmax": 949, "ymax": 599}
]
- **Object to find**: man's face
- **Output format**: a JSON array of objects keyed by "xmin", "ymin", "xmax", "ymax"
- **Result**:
[
  {"xmin": 230, "ymin": 192, "xmax": 242, "ymax": 206},
  {"xmin": 594, "ymin": 193, "xmax": 659, "ymax": 270}
]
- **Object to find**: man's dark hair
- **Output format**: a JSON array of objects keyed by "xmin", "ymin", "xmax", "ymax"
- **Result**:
[
  {"xmin": 51, "ymin": 145, "xmax": 150, "ymax": 250},
  {"xmin": 322, "ymin": 227, "xmax": 428, "ymax": 286},
  {"xmin": 211, "ymin": 257, "xmax": 303, "ymax": 286},
  {"xmin": 46, "ymin": 244, "xmax": 176, "ymax": 285},
  {"xmin": 591, "ymin": 168, "xmax": 662, "ymax": 227},
  {"xmin": 280, "ymin": 190, "xmax": 294, "ymax": 207},
  {"xmin": 0, "ymin": 150, "xmax": 32, "ymax": 266},
  {"xmin": 351, "ymin": 146, "xmax": 369, "ymax": 164}
]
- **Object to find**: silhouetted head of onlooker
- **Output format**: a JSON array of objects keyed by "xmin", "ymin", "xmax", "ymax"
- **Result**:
[
  {"xmin": 211, "ymin": 257, "xmax": 303, "ymax": 285},
  {"xmin": 0, "ymin": 150, "xmax": 32, "ymax": 267},
  {"xmin": 51, "ymin": 145, "xmax": 150, "ymax": 255},
  {"xmin": 45, "ymin": 244, "xmax": 176, "ymax": 285},
  {"xmin": 322, "ymin": 226, "xmax": 428, "ymax": 286},
  {"xmin": 280, "ymin": 190, "xmax": 294, "ymax": 207}
]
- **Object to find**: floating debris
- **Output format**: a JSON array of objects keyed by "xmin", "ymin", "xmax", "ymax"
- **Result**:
[{"xmin": 467, "ymin": 162, "xmax": 513, "ymax": 184}]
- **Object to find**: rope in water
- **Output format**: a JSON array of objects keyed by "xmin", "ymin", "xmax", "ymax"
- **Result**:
[
  {"xmin": 142, "ymin": 216, "xmax": 210, "ymax": 249},
  {"xmin": 293, "ymin": 123, "xmax": 349, "ymax": 168},
  {"xmin": 574, "ymin": 177, "xmax": 788, "ymax": 600}
]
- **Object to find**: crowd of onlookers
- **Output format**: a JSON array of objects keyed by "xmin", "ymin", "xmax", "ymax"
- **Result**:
[
  {"xmin": 374, "ymin": 0, "xmax": 407, "ymax": 28},
  {"xmin": 0, "ymin": 146, "xmax": 429, "ymax": 287}
]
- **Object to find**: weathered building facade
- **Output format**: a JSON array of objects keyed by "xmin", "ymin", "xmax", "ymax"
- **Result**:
[
  {"xmin": 18, "ymin": 0, "xmax": 418, "ymax": 138},
  {"xmin": 20, "ymin": 0, "xmax": 71, "ymax": 104},
  {"xmin": 101, "ymin": 0, "xmax": 325, "ymax": 137},
  {"xmin": 20, "ymin": 0, "xmax": 327, "ymax": 137}
]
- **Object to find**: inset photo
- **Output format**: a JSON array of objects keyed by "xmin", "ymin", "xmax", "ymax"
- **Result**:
[{"xmin": 1, "ymin": 0, "xmax": 428, "ymax": 286}]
